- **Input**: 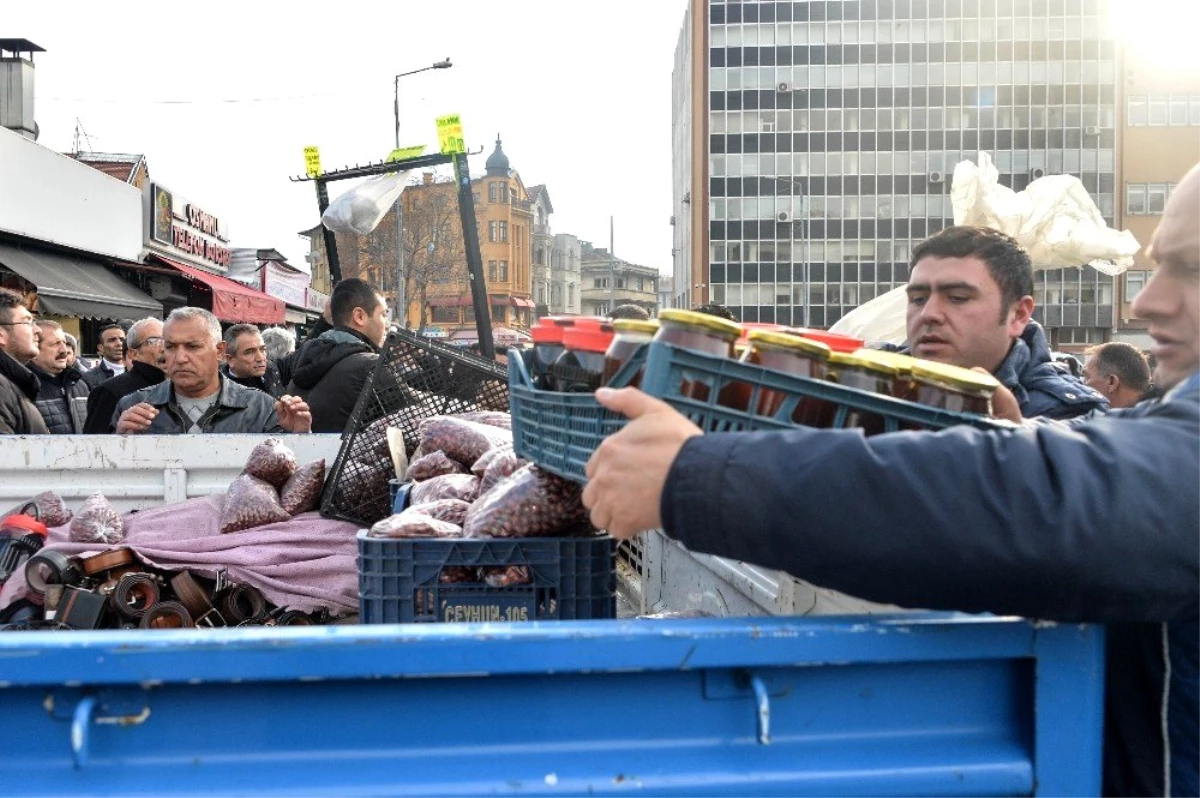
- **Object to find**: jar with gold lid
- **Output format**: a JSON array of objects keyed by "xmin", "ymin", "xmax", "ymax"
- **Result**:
[
  {"xmin": 827, "ymin": 351, "xmax": 898, "ymax": 435},
  {"xmin": 654, "ymin": 309, "xmax": 743, "ymax": 404},
  {"xmin": 910, "ymin": 360, "xmax": 999, "ymax": 416},
  {"xmin": 742, "ymin": 329, "xmax": 833, "ymax": 424},
  {"xmin": 602, "ymin": 319, "xmax": 658, "ymax": 387}
]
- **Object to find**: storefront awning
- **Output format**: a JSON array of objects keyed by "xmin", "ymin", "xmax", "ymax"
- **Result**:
[
  {"xmin": 0, "ymin": 242, "xmax": 162, "ymax": 320},
  {"xmin": 510, "ymin": 297, "xmax": 535, "ymax": 308},
  {"xmin": 154, "ymin": 255, "xmax": 284, "ymax": 324}
]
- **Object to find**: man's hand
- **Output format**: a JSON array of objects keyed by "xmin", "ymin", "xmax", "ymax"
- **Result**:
[
  {"xmin": 973, "ymin": 368, "xmax": 1023, "ymax": 423},
  {"xmin": 276, "ymin": 395, "xmax": 312, "ymax": 433},
  {"xmin": 116, "ymin": 402, "xmax": 157, "ymax": 434},
  {"xmin": 582, "ymin": 388, "xmax": 702, "ymax": 540}
]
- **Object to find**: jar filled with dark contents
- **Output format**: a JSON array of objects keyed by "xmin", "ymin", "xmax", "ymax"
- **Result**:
[
  {"xmin": 741, "ymin": 329, "xmax": 833, "ymax": 424},
  {"xmin": 552, "ymin": 321, "xmax": 614, "ymax": 392},
  {"xmin": 826, "ymin": 351, "xmax": 898, "ymax": 435},
  {"xmin": 530, "ymin": 317, "xmax": 580, "ymax": 390},
  {"xmin": 602, "ymin": 319, "xmax": 658, "ymax": 387},
  {"xmin": 911, "ymin": 360, "xmax": 999, "ymax": 416},
  {"xmin": 653, "ymin": 309, "xmax": 744, "ymax": 404},
  {"xmin": 855, "ymin": 350, "xmax": 920, "ymax": 402}
]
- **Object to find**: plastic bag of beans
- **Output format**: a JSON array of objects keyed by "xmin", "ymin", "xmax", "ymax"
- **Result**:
[
  {"xmin": 6, "ymin": 491, "xmax": 72, "ymax": 528},
  {"xmin": 406, "ymin": 451, "xmax": 468, "ymax": 481},
  {"xmin": 279, "ymin": 459, "xmax": 326, "ymax": 515},
  {"xmin": 454, "ymin": 411, "xmax": 512, "ymax": 430},
  {"xmin": 408, "ymin": 474, "xmax": 481, "ymax": 506},
  {"xmin": 417, "ymin": 416, "xmax": 512, "ymax": 469},
  {"xmin": 220, "ymin": 475, "xmax": 290, "ymax": 534},
  {"xmin": 463, "ymin": 465, "xmax": 588, "ymax": 538},
  {"xmin": 368, "ymin": 510, "xmax": 463, "ymax": 539},
  {"xmin": 405, "ymin": 499, "xmax": 472, "ymax": 527},
  {"xmin": 69, "ymin": 492, "xmax": 124, "ymax": 544},
  {"xmin": 478, "ymin": 449, "xmax": 527, "ymax": 497},
  {"xmin": 243, "ymin": 438, "xmax": 297, "ymax": 489}
]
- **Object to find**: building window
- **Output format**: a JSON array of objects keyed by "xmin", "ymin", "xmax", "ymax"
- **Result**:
[
  {"xmin": 1057, "ymin": 328, "xmax": 1108, "ymax": 345},
  {"xmin": 568, "ymin": 284, "xmax": 575, "ymax": 306},
  {"xmin": 1127, "ymin": 96, "xmax": 1147, "ymax": 126},
  {"xmin": 1171, "ymin": 95, "xmax": 1190, "ymax": 126},
  {"xmin": 431, "ymin": 306, "xmax": 459, "ymax": 324},
  {"xmin": 491, "ymin": 304, "xmax": 507, "ymax": 322},
  {"xmin": 499, "ymin": 261, "xmax": 509, "ymax": 281},
  {"xmin": 637, "ymin": 278, "xmax": 644, "ymax": 292},
  {"xmin": 1147, "ymin": 183, "xmax": 1168, "ymax": 215},
  {"xmin": 499, "ymin": 184, "xmax": 509, "ymax": 203},
  {"xmin": 1148, "ymin": 94, "xmax": 1169, "ymax": 126},
  {"xmin": 537, "ymin": 283, "xmax": 546, "ymax": 304},
  {"xmin": 499, "ymin": 221, "xmax": 508, "ymax": 242},
  {"xmin": 615, "ymin": 278, "xmax": 626, "ymax": 289},
  {"xmin": 593, "ymin": 277, "xmax": 608, "ymax": 289},
  {"xmin": 1126, "ymin": 183, "xmax": 1147, "ymax": 215},
  {"xmin": 1124, "ymin": 270, "xmax": 1149, "ymax": 302},
  {"xmin": 488, "ymin": 183, "xmax": 497, "ymax": 203},
  {"xmin": 488, "ymin": 260, "xmax": 498, "ymax": 280},
  {"xmin": 488, "ymin": 221, "xmax": 497, "ymax": 242}
]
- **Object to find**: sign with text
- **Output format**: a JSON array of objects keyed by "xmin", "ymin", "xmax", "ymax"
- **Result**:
[
  {"xmin": 146, "ymin": 183, "xmax": 231, "ymax": 270},
  {"xmin": 436, "ymin": 114, "xmax": 465, "ymax": 155},
  {"xmin": 303, "ymin": 146, "xmax": 322, "ymax": 178},
  {"xmin": 386, "ymin": 144, "xmax": 427, "ymax": 162}
]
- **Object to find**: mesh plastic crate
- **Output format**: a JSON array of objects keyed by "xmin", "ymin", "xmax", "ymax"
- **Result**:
[
  {"xmin": 510, "ymin": 340, "xmax": 1007, "ymax": 484},
  {"xmin": 321, "ymin": 330, "xmax": 509, "ymax": 527},
  {"xmin": 357, "ymin": 531, "xmax": 615, "ymax": 623}
]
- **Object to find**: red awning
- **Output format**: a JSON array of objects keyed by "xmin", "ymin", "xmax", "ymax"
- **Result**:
[
  {"xmin": 154, "ymin": 256, "xmax": 285, "ymax": 324},
  {"xmin": 427, "ymin": 295, "xmax": 473, "ymax": 308},
  {"xmin": 510, "ymin": 297, "xmax": 535, "ymax": 308}
]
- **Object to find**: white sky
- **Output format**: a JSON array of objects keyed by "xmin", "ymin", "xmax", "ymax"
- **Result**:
[{"xmin": 8, "ymin": 0, "xmax": 690, "ymax": 274}]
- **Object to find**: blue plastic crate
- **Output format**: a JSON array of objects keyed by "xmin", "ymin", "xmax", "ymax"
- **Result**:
[
  {"xmin": 510, "ymin": 341, "xmax": 1008, "ymax": 484},
  {"xmin": 357, "ymin": 531, "xmax": 616, "ymax": 623},
  {"xmin": 387, "ymin": 479, "xmax": 412, "ymax": 515}
]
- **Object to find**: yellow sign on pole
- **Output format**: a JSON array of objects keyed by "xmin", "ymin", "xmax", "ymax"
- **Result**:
[
  {"xmin": 436, "ymin": 114, "xmax": 466, "ymax": 155},
  {"xmin": 386, "ymin": 144, "xmax": 428, "ymax": 163},
  {"xmin": 303, "ymin": 146, "xmax": 322, "ymax": 178}
]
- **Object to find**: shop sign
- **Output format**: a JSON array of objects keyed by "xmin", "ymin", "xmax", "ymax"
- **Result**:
[
  {"xmin": 262, "ymin": 261, "xmax": 308, "ymax": 307},
  {"xmin": 148, "ymin": 183, "xmax": 232, "ymax": 269}
]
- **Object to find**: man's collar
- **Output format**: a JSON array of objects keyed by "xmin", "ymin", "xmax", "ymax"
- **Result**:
[{"xmin": 146, "ymin": 373, "xmax": 254, "ymax": 410}]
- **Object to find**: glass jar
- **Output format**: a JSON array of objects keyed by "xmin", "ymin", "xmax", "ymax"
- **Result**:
[
  {"xmin": 654, "ymin": 309, "xmax": 743, "ymax": 404},
  {"xmin": 741, "ymin": 329, "xmax": 833, "ymax": 425},
  {"xmin": 910, "ymin": 360, "xmax": 999, "ymax": 416},
  {"xmin": 602, "ymin": 319, "xmax": 658, "ymax": 387},
  {"xmin": 827, "ymin": 351, "xmax": 898, "ymax": 435},
  {"xmin": 552, "ymin": 321, "xmax": 614, "ymax": 393},
  {"xmin": 854, "ymin": 350, "xmax": 920, "ymax": 402},
  {"xmin": 530, "ymin": 317, "xmax": 574, "ymax": 391},
  {"xmin": 787, "ymin": 327, "xmax": 865, "ymax": 354}
]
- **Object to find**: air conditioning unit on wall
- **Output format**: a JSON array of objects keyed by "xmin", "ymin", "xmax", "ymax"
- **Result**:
[
  {"xmin": 1030, "ymin": 167, "xmax": 1046, "ymax": 179},
  {"xmin": 929, "ymin": 171, "xmax": 945, "ymax": 183},
  {"xmin": 1084, "ymin": 125, "xmax": 1100, "ymax": 135},
  {"xmin": 777, "ymin": 81, "xmax": 793, "ymax": 93},
  {"xmin": 777, "ymin": 211, "xmax": 791, "ymax": 222}
]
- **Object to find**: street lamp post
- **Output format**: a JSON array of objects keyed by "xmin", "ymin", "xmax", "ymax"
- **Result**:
[{"xmin": 392, "ymin": 58, "xmax": 452, "ymax": 328}]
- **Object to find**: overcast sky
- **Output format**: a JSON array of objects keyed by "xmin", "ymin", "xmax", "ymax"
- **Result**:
[{"xmin": 8, "ymin": 0, "xmax": 690, "ymax": 274}]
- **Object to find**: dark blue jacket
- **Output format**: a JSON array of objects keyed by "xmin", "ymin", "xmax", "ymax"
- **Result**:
[
  {"xmin": 995, "ymin": 321, "xmax": 1108, "ymax": 420},
  {"xmin": 663, "ymin": 371, "xmax": 1199, "ymax": 797}
]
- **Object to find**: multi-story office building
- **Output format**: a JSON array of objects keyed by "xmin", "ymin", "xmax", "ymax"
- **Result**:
[{"xmin": 673, "ymin": 0, "xmax": 1120, "ymax": 350}]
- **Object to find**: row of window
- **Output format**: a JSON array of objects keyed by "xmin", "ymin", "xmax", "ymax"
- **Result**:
[
  {"xmin": 713, "ymin": 104, "xmax": 1116, "ymax": 134},
  {"xmin": 534, "ymin": 282, "xmax": 577, "ymax": 306},
  {"xmin": 591, "ymin": 277, "xmax": 654, "ymax": 291},
  {"xmin": 486, "ymin": 182, "xmax": 509, "ymax": 204},
  {"xmin": 711, "ymin": 15, "xmax": 1111, "ymax": 46},
  {"xmin": 710, "ymin": 0, "xmax": 1109, "ymax": 25},
  {"xmin": 429, "ymin": 306, "xmax": 534, "ymax": 324},
  {"xmin": 713, "ymin": 149, "xmax": 1115, "ymax": 179},
  {"xmin": 1125, "ymin": 183, "xmax": 1180, "ymax": 217},
  {"xmin": 1126, "ymin": 95, "xmax": 1200, "ymax": 128},
  {"xmin": 487, "ymin": 260, "xmax": 509, "ymax": 281},
  {"xmin": 712, "ymin": 84, "xmax": 1114, "ymax": 113},
  {"xmin": 710, "ymin": 41, "xmax": 1116, "ymax": 71},
  {"xmin": 706, "ymin": 279, "xmax": 1117, "ymax": 308},
  {"xmin": 713, "ymin": 57, "xmax": 1116, "ymax": 89},
  {"xmin": 713, "ymin": 193, "xmax": 958, "ymax": 221}
]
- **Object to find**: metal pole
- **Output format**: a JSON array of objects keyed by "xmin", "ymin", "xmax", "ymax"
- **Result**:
[
  {"xmin": 393, "ymin": 78, "xmax": 405, "ymax": 327},
  {"xmin": 609, "ymin": 215, "xmax": 615, "ymax": 314}
]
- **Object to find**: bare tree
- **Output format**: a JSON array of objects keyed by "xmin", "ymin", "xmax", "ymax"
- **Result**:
[{"xmin": 400, "ymin": 181, "xmax": 468, "ymax": 330}]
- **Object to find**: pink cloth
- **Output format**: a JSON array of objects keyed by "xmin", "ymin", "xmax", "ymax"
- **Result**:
[{"xmin": 1, "ymin": 496, "xmax": 361, "ymax": 615}]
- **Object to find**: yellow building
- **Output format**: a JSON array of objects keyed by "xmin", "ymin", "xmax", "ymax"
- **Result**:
[{"xmin": 416, "ymin": 137, "xmax": 535, "ymax": 339}]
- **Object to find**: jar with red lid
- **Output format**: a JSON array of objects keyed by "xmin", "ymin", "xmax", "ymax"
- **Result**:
[
  {"xmin": 530, "ymin": 317, "xmax": 578, "ymax": 390},
  {"xmin": 653, "ymin": 309, "xmax": 744, "ymax": 405},
  {"xmin": 827, "ymin": 351, "xmax": 897, "ymax": 435},
  {"xmin": 552, "ymin": 321, "xmax": 615, "ymax": 392},
  {"xmin": 741, "ymin": 329, "xmax": 833, "ymax": 425},
  {"xmin": 602, "ymin": 319, "xmax": 658, "ymax": 387}
]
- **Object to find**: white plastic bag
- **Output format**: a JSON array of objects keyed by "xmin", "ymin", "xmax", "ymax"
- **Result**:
[
  {"xmin": 321, "ymin": 170, "xmax": 410, "ymax": 236},
  {"xmin": 831, "ymin": 151, "xmax": 1142, "ymax": 345}
]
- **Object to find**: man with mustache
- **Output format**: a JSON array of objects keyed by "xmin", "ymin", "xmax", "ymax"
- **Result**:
[
  {"xmin": 904, "ymin": 225, "xmax": 1106, "ymax": 420},
  {"xmin": 83, "ymin": 317, "xmax": 167, "ymax": 434},
  {"xmin": 28, "ymin": 320, "xmax": 90, "ymax": 435},
  {"xmin": 584, "ymin": 162, "xmax": 1200, "ymax": 796},
  {"xmin": 114, "ymin": 307, "xmax": 311, "ymax": 435}
]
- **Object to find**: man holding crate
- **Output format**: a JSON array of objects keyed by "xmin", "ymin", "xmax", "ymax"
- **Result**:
[{"xmin": 584, "ymin": 164, "xmax": 1200, "ymax": 797}]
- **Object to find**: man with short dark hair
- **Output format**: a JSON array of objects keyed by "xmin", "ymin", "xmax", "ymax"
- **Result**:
[
  {"xmin": 609, "ymin": 304, "xmax": 651, "ymax": 321},
  {"xmin": 83, "ymin": 323, "xmax": 127, "ymax": 390},
  {"xmin": 0, "ymin": 289, "xmax": 47, "ymax": 434},
  {"xmin": 115, "ymin": 308, "xmax": 311, "ymax": 435},
  {"xmin": 904, "ymin": 225, "xmax": 1106, "ymax": 420},
  {"xmin": 1083, "ymin": 342, "xmax": 1153, "ymax": 409},
  {"xmin": 28, "ymin": 320, "xmax": 90, "ymax": 434},
  {"xmin": 221, "ymin": 324, "xmax": 283, "ymax": 398},
  {"xmin": 287, "ymin": 279, "xmax": 392, "ymax": 433},
  {"xmin": 83, "ymin": 317, "xmax": 166, "ymax": 434}
]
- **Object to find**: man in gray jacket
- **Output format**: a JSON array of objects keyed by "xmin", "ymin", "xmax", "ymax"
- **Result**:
[
  {"xmin": 115, "ymin": 307, "xmax": 311, "ymax": 435},
  {"xmin": 28, "ymin": 320, "xmax": 89, "ymax": 434}
]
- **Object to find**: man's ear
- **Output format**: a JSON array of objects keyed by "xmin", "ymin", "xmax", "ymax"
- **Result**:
[
  {"xmin": 216, "ymin": 341, "xmax": 227, "ymax": 359},
  {"xmin": 1107, "ymin": 374, "xmax": 1120, "ymax": 395},
  {"xmin": 1007, "ymin": 295, "xmax": 1035, "ymax": 336}
]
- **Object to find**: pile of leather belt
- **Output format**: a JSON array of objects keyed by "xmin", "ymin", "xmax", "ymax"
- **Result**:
[{"xmin": 10, "ymin": 547, "xmax": 330, "ymax": 630}]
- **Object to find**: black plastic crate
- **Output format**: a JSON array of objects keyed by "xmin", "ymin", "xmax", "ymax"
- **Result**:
[
  {"xmin": 357, "ymin": 531, "xmax": 615, "ymax": 623},
  {"xmin": 320, "ymin": 330, "xmax": 509, "ymax": 527}
]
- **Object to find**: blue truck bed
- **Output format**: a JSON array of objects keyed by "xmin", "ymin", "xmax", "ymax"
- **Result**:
[{"xmin": 0, "ymin": 613, "xmax": 1102, "ymax": 796}]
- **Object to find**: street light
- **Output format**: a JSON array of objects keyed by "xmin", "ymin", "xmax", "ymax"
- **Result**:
[{"xmin": 392, "ymin": 58, "xmax": 452, "ymax": 327}]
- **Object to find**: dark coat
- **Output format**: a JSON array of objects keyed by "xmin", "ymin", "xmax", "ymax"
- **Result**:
[
  {"xmin": 115, "ymin": 375, "xmax": 284, "ymax": 435},
  {"xmin": 0, "ymin": 350, "xmax": 48, "ymax": 434},
  {"xmin": 81, "ymin": 359, "xmax": 124, "ymax": 391},
  {"xmin": 993, "ymin": 321, "xmax": 1108, "ymax": 420},
  {"xmin": 276, "ymin": 316, "xmax": 333, "ymax": 389},
  {"xmin": 221, "ymin": 360, "xmax": 284, "ymax": 399},
  {"xmin": 662, "ymin": 371, "xmax": 1200, "ymax": 797},
  {"xmin": 286, "ymin": 328, "xmax": 381, "ymax": 434},
  {"xmin": 29, "ymin": 363, "xmax": 90, "ymax": 435},
  {"xmin": 83, "ymin": 360, "xmax": 166, "ymax": 434}
]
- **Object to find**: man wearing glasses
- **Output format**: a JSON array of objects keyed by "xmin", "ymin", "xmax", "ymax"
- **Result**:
[
  {"xmin": 82, "ymin": 318, "xmax": 166, "ymax": 434},
  {"xmin": 0, "ymin": 288, "xmax": 48, "ymax": 434}
]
